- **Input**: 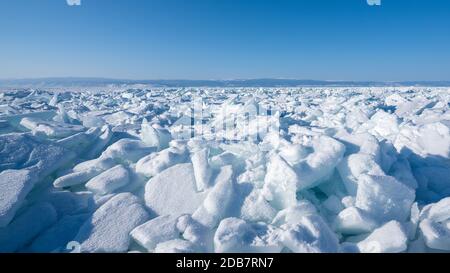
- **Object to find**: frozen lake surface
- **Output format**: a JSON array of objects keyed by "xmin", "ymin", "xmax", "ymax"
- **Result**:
[{"xmin": 0, "ymin": 86, "xmax": 449, "ymax": 253}]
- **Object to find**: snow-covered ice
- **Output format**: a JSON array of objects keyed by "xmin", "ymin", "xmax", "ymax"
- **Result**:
[
  {"xmin": 145, "ymin": 163, "xmax": 208, "ymax": 216},
  {"xmin": 214, "ymin": 218, "xmax": 282, "ymax": 253},
  {"xmin": 334, "ymin": 207, "xmax": 379, "ymax": 235},
  {"xmin": 0, "ymin": 169, "xmax": 37, "ymax": 227},
  {"xmin": 20, "ymin": 117, "xmax": 84, "ymax": 138},
  {"xmin": 74, "ymin": 193, "xmax": 149, "ymax": 252},
  {"xmin": 136, "ymin": 145, "xmax": 188, "ymax": 177},
  {"xmin": 130, "ymin": 214, "xmax": 180, "ymax": 251},
  {"xmin": 0, "ymin": 86, "xmax": 449, "ymax": 252},
  {"xmin": 357, "ymin": 221, "xmax": 408, "ymax": 253},
  {"xmin": 192, "ymin": 165, "xmax": 235, "ymax": 228},
  {"xmin": 0, "ymin": 202, "xmax": 57, "ymax": 252},
  {"xmin": 278, "ymin": 214, "xmax": 340, "ymax": 253},
  {"xmin": 85, "ymin": 165, "xmax": 130, "ymax": 195},
  {"xmin": 355, "ymin": 175, "xmax": 415, "ymax": 223}
]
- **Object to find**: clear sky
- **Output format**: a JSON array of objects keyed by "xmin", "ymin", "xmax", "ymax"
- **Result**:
[{"xmin": 1, "ymin": 0, "xmax": 450, "ymax": 81}]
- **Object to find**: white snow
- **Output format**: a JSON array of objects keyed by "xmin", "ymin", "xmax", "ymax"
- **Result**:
[
  {"xmin": 428, "ymin": 197, "xmax": 450, "ymax": 222},
  {"xmin": 419, "ymin": 219, "xmax": 450, "ymax": 251},
  {"xmin": 74, "ymin": 193, "xmax": 149, "ymax": 252},
  {"xmin": 85, "ymin": 165, "xmax": 130, "ymax": 195},
  {"xmin": 334, "ymin": 207, "xmax": 378, "ymax": 235},
  {"xmin": 135, "ymin": 146, "xmax": 188, "ymax": 177},
  {"xmin": 140, "ymin": 118, "xmax": 171, "ymax": 150},
  {"xmin": 54, "ymin": 169, "xmax": 102, "ymax": 188},
  {"xmin": 240, "ymin": 189, "xmax": 277, "ymax": 223},
  {"xmin": 337, "ymin": 153, "xmax": 385, "ymax": 195},
  {"xmin": 262, "ymin": 154, "xmax": 298, "ymax": 210},
  {"xmin": 20, "ymin": 117, "xmax": 84, "ymax": 138},
  {"xmin": 130, "ymin": 214, "xmax": 180, "ymax": 251},
  {"xmin": 192, "ymin": 165, "xmax": 235, "ymax": 227},
  {"xmin": 101, "ymin": 139, "xmax": 155, "ymax": 164},
  {"xmin": 278, "ymin": 214, "xmax": 340, "ymax": 253},
  {"xmin": 191, "ymin": 148, "xmax": 213, "ymax": 191},
  {"xmin": 1, "ymin": 86, "xmax": 449, "ymax": 253},
  {"xmin": 214, "ymin": 218, "xmax": 282, "ymax": 253},
  {"xmin": 357, "ymin": 221, "xmax": 408, "ymax": 253},
  {"xmin": 395, "ymin": 122, "xmax": 450, "ymax": 159},
  {"xmin": 145, "ymin": 163, "xmax": 208, "ymax": 216},
  {"xmin": 418, "ymin": 197, "xmax": 450, "ymax": 250},
  {"xmin": 292, "ymin": 135, "xmax": 346, "ymax": 190},
  {"xmin": 154, "ymin": 239, "xmax": 199, "ymax": 253},
  {"xmin": 0, "ymin": 169, "xmax": 37, "ymax": 227},
  {"xmin": 271, "ymin": 200, "xmax": 318, "ymax": 227},
  {"xmin": 355, "ymin": 175, "xmax": 415, "ymax": 223}
]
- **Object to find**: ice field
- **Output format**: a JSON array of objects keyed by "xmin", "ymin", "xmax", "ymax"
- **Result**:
[{"xmin": 0, "ymin": 86, "xmax": 449, "ymax": 253}]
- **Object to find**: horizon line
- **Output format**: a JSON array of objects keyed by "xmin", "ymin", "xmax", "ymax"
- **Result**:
[{"xmin": 2, "ymin": 77, "xmax": 450, "ymax": 83}]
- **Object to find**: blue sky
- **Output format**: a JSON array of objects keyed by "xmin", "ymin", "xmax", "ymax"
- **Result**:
[{"xmin": 1, "ymin": 0, "xmax": 450, "ymax": 81}]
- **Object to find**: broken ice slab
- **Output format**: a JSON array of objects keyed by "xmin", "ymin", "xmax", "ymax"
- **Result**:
[
  {"xmin": 0, "ymin": 132, "xmax": 76, "ymax": 175},
  {"xmin": 214, "ymin": 218, "xmax": 283, "ymax": 253},
  {"xmin": 357, "ymin": 221, "xmax": 408, "ymax": 253},
  {"xmin": 145, "ymin": 163, "xmax": 208, "ymax": 216},
  {"xmin": 0, "ymin": 202, "xmax": 57, "ymax": 252},
  {"xmin": 85, "ymin": 165, "xmax": 130, "ymax": 195},
  {"xmin": 131, "ymin": 214, "xmax": 180, "ymax": 251},
  {"xmin": 0, "ymin": 169, "xmax": 38, "ymax": 227},
  {"xmin": 74, "ymin": 193, "xmax": 149, "ymax": 253},
  {"xmin": 20, "ymin": 117, "xmax": 85, "ymax": 138},
  {"xmin": 0, "ymin": 86, "xmax": 449, "ymax": 253},
  {"xmin": 136, "ymin": 146, "xmax": 188, "ymax": 177}
]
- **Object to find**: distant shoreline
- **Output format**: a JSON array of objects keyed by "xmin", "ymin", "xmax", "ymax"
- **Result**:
[{"xmin": 1, "ymin": 78, "xmax": 450, "ymax": 88}]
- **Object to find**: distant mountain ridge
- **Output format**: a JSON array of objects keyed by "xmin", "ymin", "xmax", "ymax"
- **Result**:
[{"xmin": 1, "ymin": 77, "xmax": 450, "ymax": 88}]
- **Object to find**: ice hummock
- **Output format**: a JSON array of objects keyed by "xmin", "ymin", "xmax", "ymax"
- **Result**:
[{"xmin": 0, "ymin": 86, "xmax": 449, "ymax": 253}]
